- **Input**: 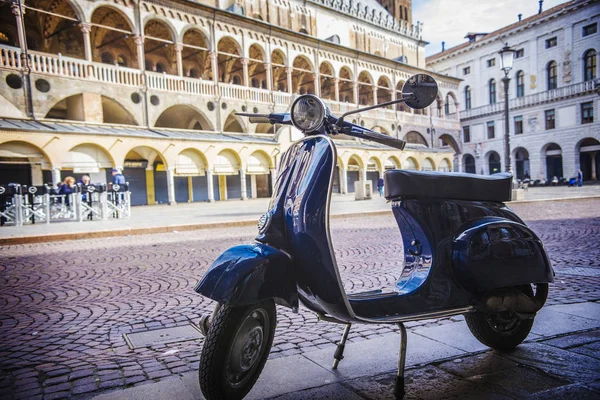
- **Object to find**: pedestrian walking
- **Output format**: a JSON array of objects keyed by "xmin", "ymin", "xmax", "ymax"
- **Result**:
[
  {"xmin": 377, "ymin": 177, "xmax": 384, "ymax": 197},
  {"xmin": 577, "ymin": 169, "xmax": 583, "ymax": 187}
]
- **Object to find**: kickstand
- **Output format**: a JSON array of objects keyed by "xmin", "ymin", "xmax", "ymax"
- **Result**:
[
  {"xmin": 332, "ymin": 324, "xmax": 351, "ymax": 369},
  {"xmin": 394, "ymin": 322, "xmax": 407, "ymax": 399}
]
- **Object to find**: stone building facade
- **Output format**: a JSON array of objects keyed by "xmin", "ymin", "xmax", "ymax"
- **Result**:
[
  {"xmin": 427, "ymin": 0, "xmax": 599, "ymax": 183},
  {"xmin": 0, "ymin": 0, "xmax": 460, "ymax": 205}
]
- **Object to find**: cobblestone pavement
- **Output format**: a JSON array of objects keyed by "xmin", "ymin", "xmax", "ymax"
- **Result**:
[{"xmin": 1, "ymin": 199, "xmax": 599, "ymax": 399}]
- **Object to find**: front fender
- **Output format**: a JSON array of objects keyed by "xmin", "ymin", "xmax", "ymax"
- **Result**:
[
  {"xmin": 452, "ymin": 217, "xmax": 554, "ymax": 292},
  {"xmin": 195, "ymin": 243, "xmax": 298, "ymax": 309}
]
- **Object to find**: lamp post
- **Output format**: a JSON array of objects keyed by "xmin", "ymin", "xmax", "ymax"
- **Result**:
[{"xmin": 499, "ymin": 43, "xmax": 515, "ymax": 175}]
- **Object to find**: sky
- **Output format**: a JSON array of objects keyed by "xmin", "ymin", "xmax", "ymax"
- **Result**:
[{"xmin": 412, "ymin": 0, "xmax": 570, "ymax": 56}]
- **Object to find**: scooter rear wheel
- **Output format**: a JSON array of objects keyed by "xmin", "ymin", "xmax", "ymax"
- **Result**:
[
  {"xmin": 199, "ymin": 299, "xmax": 276, "ymax": 400},
  {"xmin": 465, "ymin": 284, "xmax": 536, "ymax": 351}
]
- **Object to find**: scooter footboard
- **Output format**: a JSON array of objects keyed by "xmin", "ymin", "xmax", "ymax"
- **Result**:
[
  {"xmin": 195, "ymin": 243, "xmax": 298, "ymax": 309},
  {"xmin": 452, "ymin": 217, "xmax": 554, "ymax": 292}
]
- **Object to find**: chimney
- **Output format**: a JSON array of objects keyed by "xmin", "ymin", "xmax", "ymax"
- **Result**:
[
  {"xmin": 538, "ymin": 0, "xmax": 543, "ymax": 14},
  {"xmin": 442, "ymin": 41, "xmax": 445, "ymax": 52},
  {"xmin": 518, "ymin": 13, "xmax": 522, "ymax": 21}
]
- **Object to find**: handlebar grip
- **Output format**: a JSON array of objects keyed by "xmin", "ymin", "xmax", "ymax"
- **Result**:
[
  {"xmin": 248, "ymin": 116, "xmax": 271, "ymax": 123},
  {"xmin": 362, "ymin": 130, "xmax": 406, "ymax": 150}
]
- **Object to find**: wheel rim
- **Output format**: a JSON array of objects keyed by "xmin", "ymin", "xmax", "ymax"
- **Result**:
[
  {"xmin": 226, "ymin": 308, "xmax": 269, "ymax": 387},
  {"xmin": 484, "ymin": 311, "xmax": 522, "ymax": 335}
]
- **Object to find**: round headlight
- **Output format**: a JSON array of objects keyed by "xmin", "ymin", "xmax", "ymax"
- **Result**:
[{"xmin": 291, "ymin": 95, "xmax": 326, "ymax": 132}]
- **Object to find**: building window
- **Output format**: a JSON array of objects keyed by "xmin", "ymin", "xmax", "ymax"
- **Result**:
[
  {"xmin": 101, "ymin": 52, "xmax": 114, "ymax": 64},
  {"xmin": 486, "ymin": 58, "xmax": 496, "ymax": 68},
  {"xmin": 463, "ymin": 126, "xmax": 470, "ymax": 143},
  {"xmin": 444, "ymin": 101, "xmax": 449, "ymax": 115},
  {"xmin": 547, "ymin": 61, "xmax": 557, "ymax": 90},
  {"xmin": 463, "ymin": 66, "xmax": 470, "ymax": 75},
  {"xmin": 487, "ymin": 121, "xmax": 495, "ymax": 139},
  {"xmin": 156, "ymin": 62, "xmax": 165, "ymax": 73},
  {"xmin": 488, "ymin": 79, "xmax": 496, "ymax": 104},
  {"xmin": 583, "ymin": 23, "xmax": 597, "ymax": 37},
  {"xmin": 545, "ymin": 37, "xmax": 557, "ymax": 48},
  {"xmin": 582, "ymin": 102, "xmax": 594, "ymax": 124},
  {"xmin": 514, "ymin": 48, "xmax": 525, "ymax": 58},
  {"xmin": 584, "ymin": 49, "xmax": 597, "ymax": 81},
  {"xmin": 464, "ymin": 86, "xmax": 471, "ymax": 110},
  {"xmin": 514, "ymin": 116, "xmax": 523, "ymax": 134},
  {"xmin": 516, "ymin": 70, "xmax": 525, "ymax": 98},
  {"xmin": 117, "ymin": 55, "xmax": 127, "ymax": 67},
  {"xmin": 545, "ymin": 109, "xmax": 555, "ymax": 129}
]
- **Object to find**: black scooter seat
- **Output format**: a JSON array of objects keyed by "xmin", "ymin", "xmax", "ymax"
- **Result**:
[{"xmin": 384, "ymin": 170, "xmax": 512, "ymax": 202}]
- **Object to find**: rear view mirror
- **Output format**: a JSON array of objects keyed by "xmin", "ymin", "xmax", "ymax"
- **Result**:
[{"xmin": 402, "ymin": 74, "xmax": 438, "ymax": 109}]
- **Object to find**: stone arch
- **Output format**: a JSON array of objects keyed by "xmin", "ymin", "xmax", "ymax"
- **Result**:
[
  {"xmin": 154, "ymin": 104, "xmax": 214, "ymax": 131},
  {"xmin": 319, "ymin": 61, "xmax": 335, "ymax": 100},
  {"xmin": 23, "ymin": 0, "xmax": 86, "ymax": 59},
  {"xmin": 367, "ymin": 156, "xmax": 382, "ymax": 172},
  {"xmin": 247, "ymin": 150, "xmax": 273, "ymax": 173},
  {"xmin": 438, "ymin": 158, "xmax": 452, "ymax": 172},
  {"xmin": 182, "ymin": 28, "xmax": 211, "ymax": 80},
  {"xmin": 371, "ymin": 126, "xmax": 390, "ymax": 135},
  {"xmin": 44, "ymin": 94, "xmax": 137, "ymax": 125},
  {"xmin": 404, "ymin": 156, "xmax": 419, "ymax": 170},
  {"xmin": 445, "ymin": 91, "xmax": 458, "ymax": 115},
  {"xmin": 292, "ymin": 55, "xmax": 315, "ymax": 94},
  {"xmin": 486, "ymin": 151, "xmax": 502, "ymax": 175},
  {"xmin": 144, "ymin": 19, "xmax": 177, "ymax": 74},
  {"xmin": 90, "ymin": 5, "xmax": 136, "ymax": 68},
  {"xmin": 339, "ymin": 66, "xmax": 355, "ymax": 103},
  {"xmin": 101, "ymin": 96, "xmax": 138, "ymax": 125},
  {"xmin": 223, "ymin": 112, "xmax": 247, "ymax": 133},
  {"xmin": 249, "ymin": 43, "xmax": 267, "ymax": 88},
  {"xmin": 215, "ymin": 149, "xmax": 242, "ymax": 174},
  {"xmin": 218, "ymin": 36, "xmax": 243, "ymax": 85},
  {"xmin": 385, "ymin": 155, "xmax": 401, "ymax": 170},
  {"xmin": 0, "ymin": 140, "xmax": 54, "ymax": 178},
  {"xmin": 513, "ymin": 147, "xmax": 530, "ymax": 180},
  {"xmin": 347, "ymin": 154, "xmax": 364, "ymax": 170},
  {"xmin": 463, "ymin": 153, "xmax": 476, "ymax": 174},
  {"xmin": 422, "ymin": 157, "xmax": 436, "ymax": 171},
  {"xmin": 180, "ymin": 25, "xmax": 211, "ymax": 49},
  {"xmin": 541, "ymin": 143, "xmax": 562, "ymax": 180},
  {"xmin": 357, "ymin": 71, "xmax": 374, "ymax": 105},
  {"xmin": 576, "ymin": 137, "xmax": 600, "ymax": 181},
  {"xmin": 175, "ymin": 148, "xmax": 208, "ymax": 175},
  {"xmin": 271, "ymin": 49, "xmax": 287, "ymax": 91},
  {"xmin": 403, "ymin": 131, "xmax": 428, "ymax": 147},
  {"xmin": 376, "ymin": 75, "xmax": 392, "ymax": 106},
  {"xmin": 62, "ymin": 143, "xmax": 115, "ymax": 176},
  {"xmin": 439, "ymin": 134, "xmax": 460, "ymax": 154},
  {"xmin": 395, "ymin": 79, "xmax": 409, "ymax": 112}
]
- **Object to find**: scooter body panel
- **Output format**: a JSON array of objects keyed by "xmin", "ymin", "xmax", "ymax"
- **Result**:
[{"xmin": 194, "ymin": 243, "xmax": 298, "ymax": 308}]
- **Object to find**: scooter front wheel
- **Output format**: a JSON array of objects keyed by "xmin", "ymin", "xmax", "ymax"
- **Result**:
[
  {"xmin": 199, "ymin": 299, "xmax": 276, "ymax": 400},
  {"xmin": 465, "ymin": 284, "xmax": 538, "ymax": 351}
]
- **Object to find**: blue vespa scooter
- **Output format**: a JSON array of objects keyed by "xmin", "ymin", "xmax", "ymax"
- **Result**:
[{"xmin": 195, "ymin": 74, "xmax": 554, "ymax": 400}]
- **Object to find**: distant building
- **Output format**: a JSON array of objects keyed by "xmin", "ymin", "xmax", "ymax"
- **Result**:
[
  {"xmin": 0, "ymin": 0, "xmax": 459, "ymax": 205},
  {"xmin": 427, "ymin": 0, "xmax": 599, "ymax": 183}
]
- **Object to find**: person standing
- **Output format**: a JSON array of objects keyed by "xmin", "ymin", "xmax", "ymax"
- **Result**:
[
  {"xmin": 112, "ymin": 168, "xmax": 125, "ymax": 185},
  {"xmin": 577, "ymin": 169, "xmax": 583, "ymax": 187},
  {"xmin": 377, "ymin": 177, "xmax": 384, "ymax": 197}
]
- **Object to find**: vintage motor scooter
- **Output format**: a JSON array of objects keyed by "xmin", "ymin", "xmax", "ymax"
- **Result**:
[{"xmin": 194, "ymin": 74, "xmax": 554, "ymax": 400}]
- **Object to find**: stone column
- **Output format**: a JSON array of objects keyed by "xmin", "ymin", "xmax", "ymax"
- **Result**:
[
  {"xmin": 241, "ymin": 57, "xmax": 249, "ymax": 86},
  {"xmin": 174, "ymin": 44, "xmax": 183, "ymax": 77},
  {"xmin": 11, "ymin": 3, "xmax": 26, "ymax": 53},
  {"xmin": 285, "ymin": 67, "xmax": 293, "ymax": 93},
  {"xmin": 80, "ymin": 23, "xmax": 92, "ymax": 62},
  {"xmin": 134, "ymin": 35, "xmax": 145, "ymax": 71},
  {"xmin": 265, "ymin": 63, "xmax": 272, "ymax": 91},
  {"xmin": 372, "ymin": 85, "xmax": 378, "ymax": 105},
  {"xmin": 334, "ymin": 78, "xmax": 340, "ymax": 102},
  {"xmin": 591, "ymin": 152, "xmax": 597, "ymax": 181},
  {"xmin": 51, "ymin": 168, "xmax": 62, "ymax": 187},
  {"xmin": 166, "ymin": 168, "xmax": 176, "ymax": 205},
  {"xmin": 209, "ymin": 51, "xmax": 219, "ymax": 83},
  {"xmin": 340, "ymin": 167, "xmax": 348, "ymax": 194},
  {"xmin": 240, "ymin": 169, "xmax": 248, "ymax": 200},
  {"xmin": 206, "ymin": 169, "xmax": 215, "ymax": 202},
  {"xmin": 313, "ymin": 73, "xmax": 320, "ymax": 96},
  {"xmin": 250, "ymin": 175, "xmax": 257, "ymax": 198},
  {"xmin": 353, "ymin": 82, "xmax": 359, "ymax": 105}
]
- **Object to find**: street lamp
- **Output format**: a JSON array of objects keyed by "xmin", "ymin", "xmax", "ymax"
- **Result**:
[{"xmin": 499, "ymin": 43, "xmax": 515, "ymax": 175}]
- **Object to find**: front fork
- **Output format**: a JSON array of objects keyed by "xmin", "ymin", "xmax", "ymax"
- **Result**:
[{"xmin": 199, "ymin": 303, "xmax": 221, "ymax": 336}]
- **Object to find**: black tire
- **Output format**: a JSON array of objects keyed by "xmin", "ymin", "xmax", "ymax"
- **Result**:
[
  {"xmin": 199, "ymin": 300, "xmax": 276, "ymax": 400},
  {"xmin": 465, "ymin": 285, "xmax": 536, "ymax": 351}
]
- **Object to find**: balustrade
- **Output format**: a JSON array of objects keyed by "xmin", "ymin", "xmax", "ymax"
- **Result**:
[{"xmin": 0, "ymin": 46, "xmax": 21, "ymax": 69}]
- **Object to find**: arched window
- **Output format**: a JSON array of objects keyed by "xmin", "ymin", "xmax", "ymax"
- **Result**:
[
  {"xmin": 232, "ymin": 75, "xmax": 241, "ymax": 85},
  {"xmin": 464, "ymin": 86, "xmax": 471, "ymax": 110},
  {"xmin": 488, "ymin": 79, "xmax": 496, "ymax": 104},
  {"xmin": 547, "ymin": 61, "xmax": 557, "ymax": 90},
  {"xmin": 156, "ymin": 62, "xmax": 165, "ymax": 73},
  {"xmin": 516, "ymin": 70, "xmax": 524, "ymax": 98},
  {"xmin": 189, "ymin": 68, "xmax": 199, "ymax": 78},
  {"xmin": 584, "ymin": 49, "xmax": 597, "ymax": 81},
  {"xmin": 101, "ymin": 52, "xmax": 114, "ymax": 64}
]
